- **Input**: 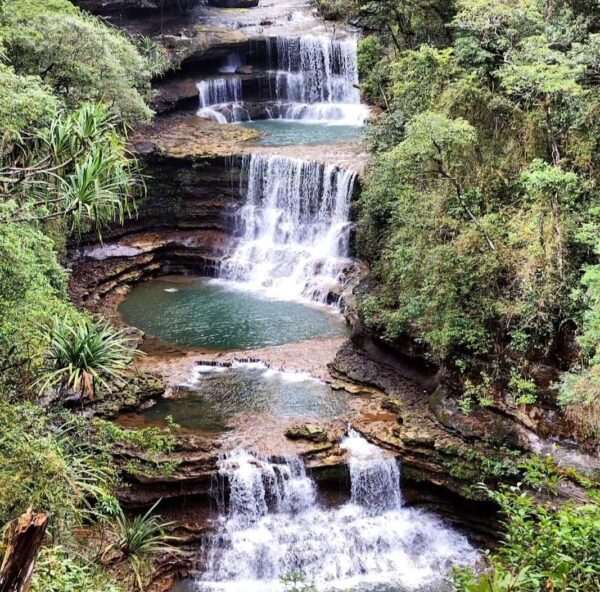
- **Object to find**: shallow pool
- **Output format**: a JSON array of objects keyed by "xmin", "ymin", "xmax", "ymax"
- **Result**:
[
  {"xmin": 118, "ymin": 362, "xmax": 350, "ymax": 435},
  {"xmin": 240, "ymin": 119, "xmax": 363, "ymax": 145}
]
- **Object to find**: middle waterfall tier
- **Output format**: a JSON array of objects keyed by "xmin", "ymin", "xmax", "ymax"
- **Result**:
[
  {"xmin": 195, "ymin": 35, "xmax": 370, "ymax": 125},
  {"xmin": 197, "ymin": 78, "xmax": 249, "ymax": 124},
  {"xmin": 216, "ymin": 154, "xmax": 356, "ymax": 304}
]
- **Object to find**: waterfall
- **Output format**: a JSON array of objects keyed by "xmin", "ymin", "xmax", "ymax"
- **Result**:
[
  {"xmin": 269, "ymin": 36, "xmax": 370, "ymax": 124},
  {"xmin": 196, "ymin": 432, "xmax": 479, "ymax": 592},
  {"xmin": 217, "ymin": 154, "xmax": 355, "ymax": 304},
  {"xmin": 197, "ymin": 78, "xmax": 249, "ymax": 123},
  {"xmin": 195, "ymin": 36, "xmax": 369, "ymax": 125}
]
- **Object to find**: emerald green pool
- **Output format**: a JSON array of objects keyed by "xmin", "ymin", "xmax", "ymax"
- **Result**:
[
  {"xmin": 118, "ymin": 277, "xmax": 349, "ymax": 350},
  {"xmin": 240, "ymin": 120, "xmax": 363, "ymax": 145}
]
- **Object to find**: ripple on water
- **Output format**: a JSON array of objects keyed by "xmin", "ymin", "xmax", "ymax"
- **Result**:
[{"xmin": 117, "ymin": 362, "xmax": 350, "ymax": 436}]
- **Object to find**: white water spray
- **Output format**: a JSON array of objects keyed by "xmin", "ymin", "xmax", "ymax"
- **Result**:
[
  {"xmin": 195, "ymin": 432, "xmax": 479, "ymax": 592},
  {"xmin": 268, "ymin": 36, "xmax": 370, "ymax": 124},
  {"xmin": 196, "ymin": 36, "xmax": 369, "ymax": 125},
  {"xmin": 217, "ymin": 154, "xmax": 356, "ymax": 303},
  {"xmin": 197, "ymin": 78, "xmax": 249, "ymax": 123}
]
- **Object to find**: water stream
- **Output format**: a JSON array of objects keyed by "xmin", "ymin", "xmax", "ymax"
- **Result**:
[
  {"xmin": 118, "ymin": 362, "xmax": 350, "ymax": 436},
  {"xmin": 182, "ymin": 431, "xmax": 478, "ymax": 592},
  {"xmin": 216, "ymin": 154, "xmax": 356, "ymax": 303}
]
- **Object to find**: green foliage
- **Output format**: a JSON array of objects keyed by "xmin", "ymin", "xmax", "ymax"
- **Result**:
[
  {"xmin": 455, "ymin": 488, "xmax": 600, "ymax": 592},
  {"xmin": 31, "ymin": 546, "xmax": 122, "ymax": 592},
  {"xmin": 358, "ymin": 0, "xmax": 452, "ymax": 51},
  {"xmin": 0, "ymin": 65, "xmax": 58, "ymax": 150},
  {"xmin": 356, "ymin": 0, "xmax": 600, "ymax": 418},
  {"xmin": 93, "ymin": 418, "xmax": 180, "ymax": 477},
  {"xmin": 1, "ymin": 0, "xmax": 153, "ymax": 124},
  {"xmin": 518, "ymin": 455, "xmax": 563, "ymax": 494},
  {"xmin": 38, "ymin": 317, "xmax": 136, "ymax": 398},
  {"xmin": 94, "ymin": 419, "xmax": 178, "ymax": 457},
  {"xmin": 0, "ymin": 222, "xmax": 74, "ymax": 395},
  {"xmin": 102, "ymin": 500, "xmax": 179, "ymax": 591},
  {"xmin": 3, "ymin": 103, "xmax": 142, "ymax": 235},
  {"xmin": 281, "ymin": 573, "xmax": 317, "ymax": 592},
  {"xmin": 0, "ymin": 402, "xmax": 114, "ymax": 530}
]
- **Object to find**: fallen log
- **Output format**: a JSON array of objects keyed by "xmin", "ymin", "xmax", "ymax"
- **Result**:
[{"xmin": 0, "ymin": 508, "xmax": 48, "ymax": 592}]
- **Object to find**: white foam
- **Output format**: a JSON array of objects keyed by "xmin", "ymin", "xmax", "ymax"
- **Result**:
[
  {"xmin": 218, "ymin": 154, "xmax": 356, "ymax": 305},
  {"xmin": 197, "ymin": 438, "xmax": 480, "ymax": 592}
]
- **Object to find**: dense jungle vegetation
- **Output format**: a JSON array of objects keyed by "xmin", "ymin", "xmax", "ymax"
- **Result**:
[
  {"xmin": 0, "ymin": 1, "xmax": 177, "ymax": 590},
  {"xmin": 348, "ymin": 0, "xmax": 600, "ymax": 443},
  {"xmin": 339, "ymin": 0, "xmax": 600, "ymax": 589},
  {"xmin": 0, "ymin": 0, "xmax": 599, "ymax": 590}
]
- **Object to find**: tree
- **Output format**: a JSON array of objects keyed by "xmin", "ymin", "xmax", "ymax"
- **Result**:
[{"xmin": 1, "ymin": 0, "xmax": 153, "ymax": 125}]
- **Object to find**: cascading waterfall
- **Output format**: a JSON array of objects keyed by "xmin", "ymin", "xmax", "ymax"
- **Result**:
[
  {"xmin": 196, "ymin": 431, "xmax": 479, "ymax": 592},
  {"xmin": 195, "ymin": 35, "xmax": 369, "ymax": 125},
  {"xmin": 217, "ymin": 154, "xmax": 356, "ymax": 303},
  {"xmin": 268, "ymin": 35, "xmax": 370, "ymax": 124},
  {"xmin": 197, "ymin": 78, "xmax": 249, "ymax": 123}
]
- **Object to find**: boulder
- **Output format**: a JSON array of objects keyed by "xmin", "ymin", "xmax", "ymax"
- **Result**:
[{"xmin": 285, "ymin": 423, "xmax": 329, "ymax": 443}]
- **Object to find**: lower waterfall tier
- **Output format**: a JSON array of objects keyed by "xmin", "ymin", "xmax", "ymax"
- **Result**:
[{"xmin": 192, "ymin": 431, "xmax": 479, "ymax": 592}]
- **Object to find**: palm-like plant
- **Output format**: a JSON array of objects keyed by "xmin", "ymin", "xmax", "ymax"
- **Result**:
[
  {"xmin": 38, "ymin": 317, "xmax": 136, "ymax": 399},
  {"xmin": 102, "ymin": 500, "xmax": 179, "ymax": 591},
  {"xmin": 3, "ymin": 103, "xmax": 142, "ymax": 235}
]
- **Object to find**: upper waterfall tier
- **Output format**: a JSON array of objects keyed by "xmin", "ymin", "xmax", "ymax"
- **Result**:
[
  {"xmin": 216, "ymin": 154, "xmax": 355, "ymax": 304},
  {"xmin": 195, "ymin": 35, "xmax": 370, "ymax": 125},
  {"xmin": 196, "ymin": 432, "xmax": 479, "ymax": 591},
  {"xmin": 268, "ymin": 35, "xmax": 369, "ymax": 123}
]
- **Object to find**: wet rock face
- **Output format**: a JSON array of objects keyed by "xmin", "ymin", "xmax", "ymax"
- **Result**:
[
  {"xmin": 68, "ymin": 145, "xmax": 247, "ymax": 312},
  {"xmin": 208, "ymin": 0, "xmax": 259, "ymax": 7},
  {"xmin": 429, "ymin": 387, "xmax": 532, "ymax": 449}
]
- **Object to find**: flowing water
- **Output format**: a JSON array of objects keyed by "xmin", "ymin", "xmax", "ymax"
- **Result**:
[
  {"xmin": 216, "ymin": 154, "xmax": 356, "ymax": 303},
  {"xmin": 195, "ymin": 35, "xmax": 369, "ymax": 127},
  {"xmin": 118, "ymin": 362, "xmax": 350, "ymax": 435},
  {"xmin": 119, "ymin": 278, "xmax": 348, "ymax": 349},
  {"xmin": 197, "ymin": 78, "xmax": 249, "ymax": 123},
  {"xmin": 178, "ymin": 431, "xmax": 478, "ymax": 592},
  {"xmin": 266, "ymin": 36, "xmax": 370, "ymax": 124}
]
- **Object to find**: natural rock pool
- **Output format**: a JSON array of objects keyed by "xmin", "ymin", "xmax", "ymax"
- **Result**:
[
  {"xmin": 118, "ymin": 362, "xmax": 350, "ymax": 435},
  {"xmin": 118, "ymin": 277, "xmax": 349, "ymax": 350},
  {"xmin": 240, "ymin": 120, "xmax": 363, "ymax": 145}
]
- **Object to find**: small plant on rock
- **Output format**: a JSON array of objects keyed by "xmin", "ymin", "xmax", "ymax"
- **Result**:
[{"xmin": 38, "ymin": 316, "xmax": 136, "ymax": 400}]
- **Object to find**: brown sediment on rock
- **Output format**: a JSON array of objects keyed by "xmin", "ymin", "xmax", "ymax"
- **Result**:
[
  {"xmin": 132, "ymin": 113, "xmax": 260, "ymax": 159},
  {"xmin": 132, "ymin": 113, "xmax": 369, "ymax": 171},
  {"xmin": 135, "ymin": 335, "xmax": 350, "ymax": 382}
]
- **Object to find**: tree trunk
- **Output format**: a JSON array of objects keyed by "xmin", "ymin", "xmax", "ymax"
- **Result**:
[{"xmin": 0, "ymin": 508, "xmax": 48, "ymax": 592}]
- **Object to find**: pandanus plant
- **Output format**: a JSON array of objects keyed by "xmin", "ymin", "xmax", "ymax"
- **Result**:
[
  {"xmin": 101, "ymin": 500, "xmax": 179, "ymax": 591},
  {"xmin": 38, "ymin": 317, "xmax": 136, "ymax": 400},
  {"xmin": 3, "ymin": 103, "xmax": 142, "ymax": 237}
]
